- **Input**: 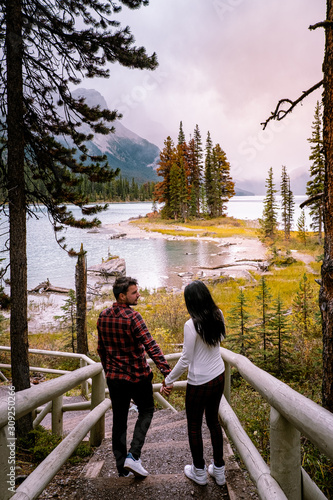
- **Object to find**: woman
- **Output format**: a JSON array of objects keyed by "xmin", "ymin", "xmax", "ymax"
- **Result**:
[{"xmin": 161, "ymin": 280, "xmax": 226, "ymax": 486}]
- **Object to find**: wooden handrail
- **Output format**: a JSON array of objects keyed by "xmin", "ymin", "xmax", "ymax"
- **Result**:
[
  {"xmin": 0, "ymin": 346, "xmax": 331, "ymax": 499},
  {"xmin": 220, "ymin": 347, "xmax": 333, "ymax": 461}
]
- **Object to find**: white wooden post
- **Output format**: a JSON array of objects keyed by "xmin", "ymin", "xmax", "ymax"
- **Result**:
[
  {"xmin": 80, "ymin": 358, "xmax": 88, "ymax": 397},
  {"xmin": 52, "ymin": 395, "xmax": 63, "ymax": 437},
  {"xmin": 0, "ymin": 425, "xmax": 14, "ymax": 499},
  {"xmin": 224, "ymin": 360, "xmax": 231, "ymax": 403},
  {"xmin": 270, "ymin": 407, "xmax": 302, "ymax": 500},
  {"xmin": 90, "ymin": 370, "xmax": 105, "ymax": 446}
]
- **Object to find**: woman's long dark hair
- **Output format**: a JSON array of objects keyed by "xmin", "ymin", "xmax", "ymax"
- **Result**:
[{"xmin": 184, "ymin": 280, "xmax": 225, "ymax": 346}]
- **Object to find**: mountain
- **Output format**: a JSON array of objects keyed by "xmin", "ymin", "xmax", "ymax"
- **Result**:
[
  {"xmin": 235, "ymin": 167, "xmax": 310, "ymax": 196},
  {"xmin": 289, "ymin": 166, "xmax": 310, "ymax": 195},
  {"xmin": 72, "ymin": 88, "xmax": 160, "ymax": 183},
  {"xmin": 234, "ymin": 185, "xmax": 255, "ymax": 196}
]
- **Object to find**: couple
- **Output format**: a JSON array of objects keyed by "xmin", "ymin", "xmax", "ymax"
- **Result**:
[{"xmin": 97, "ymin": 276, "xmax": 226, "ymax": 487}]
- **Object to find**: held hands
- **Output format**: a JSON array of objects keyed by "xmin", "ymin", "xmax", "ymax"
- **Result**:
[{"xmin": 160, "ymin": 379, "xmax": 173, "ymax": 397}]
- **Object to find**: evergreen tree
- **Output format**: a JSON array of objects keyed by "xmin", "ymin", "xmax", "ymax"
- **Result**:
[
  {"xmin": 287, "ymin": 176, "xmax": 295, "ymax": 236},
  {"xmin": 306, "ymin": 100, "xmax": 325, "ymax": 244},
  {"xmin": 281, "ymin": 166, "xmax": 294, "ymax": 239},
  {"xmin": 154, "ymin": 136, "xmax": 176, "ymax": 218},
  {"xmin": 178, "ymin": 121, "xmax": 186, "ymax": 145},
  {"xmin": 169, "ymin": 163, "xmax": 181, "ymax": 219},
  {"xmin": 214, "ymin": 143, "xmax": 235, "ymax": 216},
  {"xmin": 193, "ymin": 124, "xmax": 204, "ymax": 214},
  {"xmin": 269, "ymin": 294, "xmax": 292, "ymax": 373},
  {"xmin": 1, "ymin": 0, "xmax": 157, "ymax": 433},
  {"xmin": 297, "ymin": 210, "xmax": 307, "ymax": 245},
  {"xmin": 292, "ymin": 273, "xmax": 321, "ymax": 338},
  {"xmin": 260, "ymin": 167, "xmax": 278, "ymax": 239},
  {"xmin": 209, "ymin": 147, "xmax": 220, "ymax": 218},
  {"xmin": 204, "ymin": 131, "xmax": 214, "ymax": 217},
  {"xmin": 187, "ymin": 138, "xmax": 199, "ymax": 217},
  {"xmin": 256, "ymin": 276, "xmax": 272, "ymax": 361},
  {"xmin": 227, "ymin": 288, "xmax": 253, "ymax": 356},
  {"xmin": 178, "ymin": 152, "xmax": 189, "ymax": 220}
]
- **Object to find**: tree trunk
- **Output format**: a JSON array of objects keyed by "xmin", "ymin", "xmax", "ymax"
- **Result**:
[
  {"xmin": 76, "ymin": 245, "xmax": 88, "ymax": 355},
  {"xmin": 321, "ymin": 0, "xmax": 333, "ymax": 412},
  {"xmin": 6, "ymin": 0, "xmax": 32, "ymax": 432}
]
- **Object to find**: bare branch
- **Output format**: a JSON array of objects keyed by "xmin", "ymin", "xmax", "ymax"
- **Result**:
[
  {"xmin": 309, "ymin": 20, "xmax": 333, "ymax": 31},
  {"xmin": 261, "ymin": 80, "xmax": 323, "ymax": 130}
]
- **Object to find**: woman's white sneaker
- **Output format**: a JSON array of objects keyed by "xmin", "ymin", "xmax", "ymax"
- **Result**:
[
  {"xmin": 184, "ymin": 464, "xmax": 207, "ymax": 485},
  {"xmin": 208, "ymin": 463, "xmax": 225, "ymax": 485}
]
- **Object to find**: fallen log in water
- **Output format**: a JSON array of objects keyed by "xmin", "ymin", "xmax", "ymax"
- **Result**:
[
  {"xmin": 194, "ymin": 261, "xmax": 268, "ymax": 271},
  {"xmin": 29, "ymin": 280, "xmax": 70, "ymax": 294}
]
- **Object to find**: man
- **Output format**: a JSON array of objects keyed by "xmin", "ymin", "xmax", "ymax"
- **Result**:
[{"xmin": 97, "ymin": 276, "xmax": 171, "ymax": 478}]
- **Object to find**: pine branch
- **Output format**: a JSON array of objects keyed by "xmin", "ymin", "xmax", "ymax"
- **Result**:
[
  {"xmin": 261, "ymin": 80, "xmax": 323, "ymax": 130},
  {"xmin": 299, "ymin": 192, "xmax": 324, "ymax": 209}
]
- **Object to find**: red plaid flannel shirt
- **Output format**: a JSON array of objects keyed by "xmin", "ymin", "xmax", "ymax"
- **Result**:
[{"xmin": 97, "ymin": 302, "xmax": 171, "ymax": 382}]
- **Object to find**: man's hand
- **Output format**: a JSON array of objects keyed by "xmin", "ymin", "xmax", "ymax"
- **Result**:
[{"xmin": 160, "ymin": 379, "xmax": 173, "ymax": 397}]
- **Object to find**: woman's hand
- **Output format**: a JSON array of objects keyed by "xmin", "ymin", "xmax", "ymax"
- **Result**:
[{"xmin": 160, "ymin": 379, "xmax": 173, "ymax": 397}]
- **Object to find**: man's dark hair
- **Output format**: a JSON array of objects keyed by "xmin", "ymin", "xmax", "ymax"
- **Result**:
[{"xmin": 113, "ymin": 276, "xmax": 138, "ymax": 300}]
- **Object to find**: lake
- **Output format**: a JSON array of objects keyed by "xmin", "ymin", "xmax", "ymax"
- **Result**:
[{"xmin": 1, "ymin": 195, "xmax": 310, "ymax": 291}]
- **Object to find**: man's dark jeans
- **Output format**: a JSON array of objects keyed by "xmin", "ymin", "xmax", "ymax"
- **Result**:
[{"xmin": 107, "ymin": 375, "xmax": 154, "ymax": 475}]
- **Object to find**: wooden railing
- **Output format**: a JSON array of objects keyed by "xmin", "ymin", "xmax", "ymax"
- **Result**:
[
  {"xmin": 219, "ymin": 348, "xmax": 333, "ymax": 500},
  {"xmin": 0, "ymin": 346, "xmax": 332, "ymax": 499},
  {"xmin": 0, "ymin": 358, "xmax": 109, "ymax": 500}
]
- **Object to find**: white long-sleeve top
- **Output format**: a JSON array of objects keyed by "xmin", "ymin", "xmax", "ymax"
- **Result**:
[{"xmin": 164, "ymin": 316, "xmax": 225, "ymax": 386}]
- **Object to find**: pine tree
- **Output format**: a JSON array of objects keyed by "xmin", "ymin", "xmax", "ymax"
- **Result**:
[
  {"xmin": 306, "ymin": 100, "xmax": 325, "ymax": 244},
  {"xmin": 227, "ymin": 288, "xmax": 253, "ymax": 356},
  {"xmin": 154, "ymin": 136, "xmax": 176, "ymax": 218},
  {"xmin": 169, "ymin": 163, "xmax": 181, "ymax": 219},
  {"xmin": 260, "ymin": 167, "xmax": 278, "ymax": 239},
  {"xmin": 178, "ymin": 121, "xmax": 186, "ymax": 145},
  {"xmin": 297, "ymin": 210, "xmax": 307, "ymax": 245},
  {"xmin": 269, "ymin": 294, "xmax": 292, "ymax": 373},
  {"xmin": 55, "ymin": 289, "xmax": 76, "ymax": 353},
  {"xmin": 178, "ymin": 153, "xmax": 189, "ymax": 221},
  {"xmin": 204, "ymin": 131, "xmax": 214, "ymax": 217},
  {"xmin": 187, "ymin": 138, "xmax": 199, "ymax": 217},
  {"xmin": 281, "ymin": 166, "xmax": 294, "ymax": 239},
  {"xmin": 287, "ymin": 176, "xmax": 295, "ymax": 236},
  {"xmin": 1, "ymin": 0, "xmax": 157, "ymax": 433},
  {"xmin": 256, "ymin": 276, "xmax": 272, "ymax": 361},
  {"xmin": 292, "ymin": 273, "xmax": 321, "ymax": 338},
  {"xmin": 193, "ymin": 124, "xmax": 204, "ymax": 214},
  {"xmin": 214, "ymin": 143, "xmax": 235, "ymax": 216}
]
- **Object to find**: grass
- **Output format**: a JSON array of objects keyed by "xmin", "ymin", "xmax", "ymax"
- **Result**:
[
  {"xmin": 16, "ymin": 426, "xmax": 93, "ymax": 476},
  {"xmin": 133, "ymin": 214, "xmax": 259, "ymax": 238}
]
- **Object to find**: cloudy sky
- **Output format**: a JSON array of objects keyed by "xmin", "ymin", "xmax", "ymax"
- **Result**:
[{"xmin": 80, "ymin": 0, "xmax": 326, "ymax": 186}]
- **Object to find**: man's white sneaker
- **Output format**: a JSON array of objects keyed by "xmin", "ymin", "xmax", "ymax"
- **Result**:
[
  {"xmin": 208, "ymin": 463, "xmax": 225, "ymax": 485},
  {"xmin": 184, "ymin": 464, "xmax": 207, "ymax": 485},
  {"xmin": 124, "ymin": 453, "xmax": 149, "ymax": 478}
]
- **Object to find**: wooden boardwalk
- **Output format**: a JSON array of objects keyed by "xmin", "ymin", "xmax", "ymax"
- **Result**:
[{"xmin": 39, "ymin": 405, "xmax": 258, "ymax": 499}]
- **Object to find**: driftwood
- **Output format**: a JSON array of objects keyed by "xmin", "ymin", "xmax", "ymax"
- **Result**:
[
  {"xmin": 195, "ymin": 261, "xmax": 267, "ymax": 271},
  {"xmin": 29, "ymin": 280, "xmax": 70, "ymax": 294}
]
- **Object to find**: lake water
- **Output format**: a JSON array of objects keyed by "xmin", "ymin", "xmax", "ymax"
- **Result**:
[{"xmin": 1, "ymin": 195, "xmax": 310, "ymax": 291}]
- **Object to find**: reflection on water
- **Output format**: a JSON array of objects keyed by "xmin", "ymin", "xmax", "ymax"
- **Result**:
[
  {"xmin": 0, "ymin": 196, "xmax": 310, "ymax": 291},
  {"xmin": 116, "ymin": 238, "xmax": 222, "ymax": 290},
  {"xmin": 1, "ymin": 203, "xmax": 225, "ymax": 291}
]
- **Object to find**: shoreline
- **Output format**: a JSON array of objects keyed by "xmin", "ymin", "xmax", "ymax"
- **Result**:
[{"xmin": 10, "ymin": 219, "xmax": 269, "ymax": 334}]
